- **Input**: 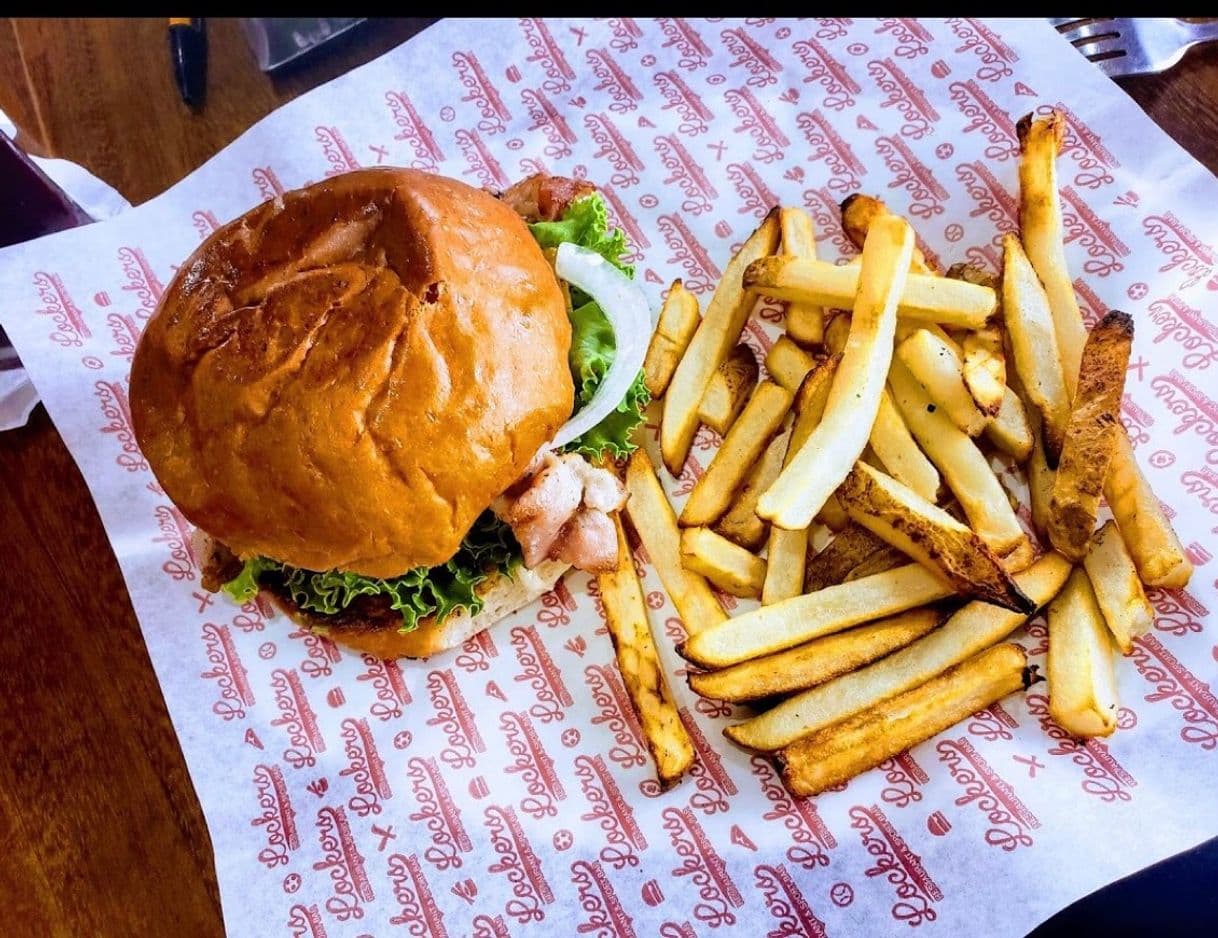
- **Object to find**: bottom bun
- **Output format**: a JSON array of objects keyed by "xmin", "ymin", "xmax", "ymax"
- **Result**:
[{"xmin": 270, "ymin": 559, "xmax": 571, "ymax": 659}]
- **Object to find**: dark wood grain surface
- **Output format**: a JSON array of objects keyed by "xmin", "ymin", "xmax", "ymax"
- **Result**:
[{"xmin": 0, "ymin": 18, "xmax": 1215, "ymax": 937}]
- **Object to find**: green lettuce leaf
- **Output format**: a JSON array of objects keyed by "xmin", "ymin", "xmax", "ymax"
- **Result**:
[
  {"xmin": 221, "ymin": 511, "xmax": 520, "ymax": 632},
  {"xmin": 528, "ymin": 193, "xmax": 633, "ymax": 275},
  {"xmin": 528, "ymin": 193, "xmax": 648, "ymax": 461}
]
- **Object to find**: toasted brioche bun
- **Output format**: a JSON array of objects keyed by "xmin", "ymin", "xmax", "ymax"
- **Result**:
[
  {"xmin": 131, "ymin": 168, "xmax": 574, "ymax": 578},
  {"xmin": 270, "ymin": 559, "xmax": 571, "ymax": 658}
]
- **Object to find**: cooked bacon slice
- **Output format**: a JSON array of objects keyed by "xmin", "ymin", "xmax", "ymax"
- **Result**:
[
  {"xmin": 496, "ymin": 452, "xmax": 626, "ymax": 572},
  {"xmin": 499, "ymin": 173, "xmax": 597, "ymax": 223}
]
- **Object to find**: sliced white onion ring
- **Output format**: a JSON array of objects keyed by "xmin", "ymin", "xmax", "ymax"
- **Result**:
[{"xmin": 543, "ymin": 241, "xmax": 652, "ymax": 453}]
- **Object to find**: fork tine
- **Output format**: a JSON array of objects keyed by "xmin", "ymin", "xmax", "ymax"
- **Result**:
[
  {"xmin": 1061, "ymin": 20, "xmax": 1121, "ymax": 44},
  {"xmin": 1072, "ymin": 34, "xmax": 1126, "ymax": 58},
  {"xmin": 1047, "ymin": 17, "xmax": 1088, "ymax": 28}
]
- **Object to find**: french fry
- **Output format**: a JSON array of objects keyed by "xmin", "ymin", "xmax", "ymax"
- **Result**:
[
  {"xmin": 758, "ymin": 216, "xmax": 913, "ymax": 529},
  {"xmin": 1002, "ymin": 233, "xmax": 1071, "ymax": 463},
  {"xmin": 758, "ymin": 357, "xmax": 839, "ymax": 603},
  {"xmin": 744, "ymin": 256, "xmax": 995, "ymax": 330},
  {"xmin": 714, "ymin": 428, "xmax": 789, "ymax": 551},
  {"xmin": 1027, "ymin": 421, "xmax": 1055, "ymax": 542},
  {"xmin": 961, "ymin": 323, "xmax": 1006, "ymax": 417},
  {"xmin": 803, "ymin": 522, "xmax": 890, "ymax": 592},
  {"xmin": 840, "ymin": 193, "xmax": 936, "ymax": 273},
  {"xmin": 780, "ymin": 206, "xmax": 825, "ymax": 346},
  {"xmin": 765, "ymin": 335, "xmax": 816, "ymax": 393},
  {"xmin": 643, "ymin": 280, "xmax": 701, "ymax": 398},
  {"xmin": 1047, "ymin": 568, "xmax": 1119, "ymax": 738},
  {"xmin": 697, "ymin": 343, "xmax": 759, "ymax": 436},
  {"xmin": 662, "ymin": 210, "xmax": 781, "ymax": 475},
  {"xmin": 688, "ymin": 608, "xmax": 944, "ymax": 703},
  {"xmin": 985, "ymin": 386, "xmax": 1034, "ymax": 462},
  {"xmin": 1105, "ymin": 430, "xmax": 1193, "ymax": 588},
  {"xmin": 1083, "ymin": 520, "xmax": 1154, "ymax": 654},
  {"xmin": 823, "ymin": 311, "xmax": 851, "ymax": 355},
  {"xmin": 1018, "ymin": 111, "xmax": 1087, "ymax": 394},
  {"xmin": 723, "ymin": 553, "xmax": 1070, "ymax": 750},
  {"xmin": 623, "ymin": 449, "xmax": 726, "ymax": 636},
  {"xmin": 682, "ymin": 380, "xmax": 792, "ymax": 527},
  {"xmin": 678, "ymin": 562, "xmax": 954, "ymax": 669},
  {"xmin": 896, "ymin": 327, "xmax": 989, "ymax": 436},
  {"xmin": 844, "ymin": 543, "xmax": 908, "ymax": 581},
  {"xmin": 680, "ymin": 527, "xmax": 767, "ymax": 598},
  {"xmin": 888, "ymin": 360, "xmax": 1027, "ymax": 556},
  {"xmin": 598, "ymin": 515, "xmax": 695, "ymax": 788},
  {"xmin": 838, "ymin": 462, "xmax": 1033, "ymax": 612},
  {"xmin": 1047, "ymin": 311, "xmax": 1134, "ymax": 561},
  {"xmin": 778, "ymin": 643, "xmax": 1029, "ymax": 796},
  {"xmin": 868, "ymin": 389, "xmax": 940, "ymax": 502}
]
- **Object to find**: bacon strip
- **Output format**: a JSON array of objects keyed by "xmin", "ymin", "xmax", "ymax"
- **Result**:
[
  {"xmin": 499, "ymin": 173, "xmax": 597, "ymax": 222},
  {"xmin": 497, "ymin": 452, "xmax": 626, "ymax": 573}
]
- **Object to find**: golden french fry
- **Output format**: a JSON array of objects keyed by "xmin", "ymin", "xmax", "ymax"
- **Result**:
[
  {"xmin": 1047, "ymin": 567, "xmax": 1119, "ymax": 738},
  {"xmin": 714, "ymin": 428, "xmax": 789, "ymax": 551},
  {"xmin": 868, "ymin": 389, "xmax": 940, "ymax": 502},
  {"xmin": 623, "ymin": 449, "xmax": 726, "ymax": 636},
  {"xmin": 1047, "ymin": 311, "xmax": 1134, "ymax": 561},
  {"xmin": 744, "ymin": 256, "xmax": 995, "ymax": 330},
  {"xmin": 823, "ymin": 312, "xmax": 851, "ymax": 355},
  {"xmin": 662, "ymin": 210, "xmax": 781, "ymax": 475},
  {"xmin": 838, "ymin": 463, "xmax": 1033, "ymax": 612},
  {"xmin": 697, "ymin": 343, "xmax": 760, "ymax": 436},
  {"xmin": 598, "ymin": 515, "xmax": 695, "ymax": 788},
  {"xmin": 1002, "ymin": 233, "xmax": 1071, "ymax": 463},
  {"xmin": 804, "ymin": 522, "xmax": 890, "ymax": 592},
  {"xmin": 681, "ymin": 380, "xmax": 792, "ymax": 527},
  {"xmin": 758, "ymin": 216, "xmax": 913, "ymax": 529},
  {"xmin": 816, "ymin": 495, "xmax": 851, "ymax": 531},
  {"xmin": 765, "ymin": 335, "xmax": 816, "ymax": 393},
  {"xmin": 688, "ymin": 608, "xmax": 944, "ymax": 703},
  {"xmin": 680, "ymin": 526, "xmax": 766, "ymax": 598},
  {"xmin": 1105, "ymin": 430, "xmax": 1193, "ymax": 588},
  {"xmin": 1083, "ymin": 520, "xmax": 1154, "ymax": 654},
  {"xmin": 1018, "ymin": 111, "xmax": 1087, "ymax": 395},
  {"xmin": 761, "ymin": 527, "xmax": 808, "ymax": 606},
  {"xmin": 888, "ymin": 360, "xmax": 1027, "ymax": 556},
  {"xmin": 780, "ymin": 206, "xmax": 825, "ymax": 346},
  {"xmin": 644, "ymin": 280, "xmax": 701, "ymax": 398},
  {"xmin": 778, "ymin": 643, "xmax": 1029, "ymax": 796},
  {"xmin": 678, "ymin": 562, "xmax": 954, "ymax": 669},
  {"xmin": 724, "ymin": 553, "xmax": 1071, "ymax": 750},
  {"xmin": 896, "ymin": 327, "xmax": 989, "ymax": 436},
  {"xmin": 985, "ymin": 385, "xmax": 1034, "ymax": 462},
  {"xmin": 840, "ymin": 193, "xmax": 936, "ymax": 273}
]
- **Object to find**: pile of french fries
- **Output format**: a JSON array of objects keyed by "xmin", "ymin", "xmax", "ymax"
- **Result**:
[{"xmin": 595, "ymin": 108, "xmax": 1192, "ymax": 796}]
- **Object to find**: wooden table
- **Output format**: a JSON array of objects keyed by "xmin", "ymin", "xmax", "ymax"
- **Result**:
[{"xmin": 0, "ymin": 18, "xmax": 1215, "ymax": 937}]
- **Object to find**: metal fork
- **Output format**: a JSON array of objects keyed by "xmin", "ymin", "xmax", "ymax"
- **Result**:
[{"xmin": 1049, "ymin": 17, "xmax": 1218, "ymax": 78}]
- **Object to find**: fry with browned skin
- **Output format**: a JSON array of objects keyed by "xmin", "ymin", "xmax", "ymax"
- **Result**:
[
  {"xmin": 1047, "ymin": 311, "xmax": 1134, "ymax": 561},
  {"xmin": 804, "ymin": 522, "xmax": 891, "ymax": 592},
  {"xmin": 598, "ymin": 515, "xmax": 695, "ymax": 789},
  {"xmin": 688, "ymin": 607, "xmax": 945, "ymax": 703},
  {"xmin": 777, "ymin": 643, "xmax": 1030, "ymax": 796},
  {"xmin": 697, "ymin": 343, "xmax": 759, "ymax": 436},
  {"xmin": 838, "ymin": 462, "xmax": 1033, "ymax": 612}
]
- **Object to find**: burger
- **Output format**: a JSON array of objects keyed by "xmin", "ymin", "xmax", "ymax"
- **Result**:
[{"xmin": 130, "ymin": 169, "xmax": 650, "ymax": 658}]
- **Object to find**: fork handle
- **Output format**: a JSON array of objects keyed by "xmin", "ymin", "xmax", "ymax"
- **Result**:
[{"xmin": 1183, "ymin": 20, "xmax": 1218, "ymax": 45}]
